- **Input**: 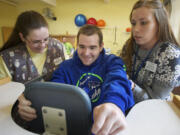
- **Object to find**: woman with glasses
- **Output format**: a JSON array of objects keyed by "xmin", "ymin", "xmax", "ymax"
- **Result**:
[
  {"xmin": 0, "ymin": 10, "xmax": 65, "ymax": 130},
  {"xmin": 120, "ymin": 0, "xmax": 180, "ymax": 103},
  {"xmin": 0, "ymin": 10, "xmax": 65, "ymax": 82}
]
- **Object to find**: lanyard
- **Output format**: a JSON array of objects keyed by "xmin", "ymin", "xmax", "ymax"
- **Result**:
[{"xmin": 131, "ymin": 46, "xmax": 154, "ymax": 82}]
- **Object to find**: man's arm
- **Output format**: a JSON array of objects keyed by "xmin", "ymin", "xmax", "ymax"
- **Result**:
[
  {"xmin": 91, "ymin": 56, "xmax": 134, "ymax": 135},
  {"xmin": 101, "ymin": 56, "xmax": 134, "ymax": 112}
]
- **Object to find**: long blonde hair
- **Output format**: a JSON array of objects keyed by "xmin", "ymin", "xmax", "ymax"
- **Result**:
[{"xmin": 120, "ymin": 0, "xmax": 179, "ymax": 75}]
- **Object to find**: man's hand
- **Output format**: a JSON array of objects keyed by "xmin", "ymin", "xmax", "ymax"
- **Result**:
[
  {"xmin": 92, "ymin": 103, "xmax": 127, "ymax": 135},
  {"xmin": 18, "ymin": 94, "xmax": 37, "ymax": 121}
]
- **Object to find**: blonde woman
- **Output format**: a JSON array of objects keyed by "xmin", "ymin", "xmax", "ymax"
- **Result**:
[{"xmin": 120, "ymin": 0, "xmax": 180, "ymax": 103}]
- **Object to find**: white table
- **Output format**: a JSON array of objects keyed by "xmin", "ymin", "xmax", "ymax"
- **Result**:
[
  {"xmin": 1, "ymin": 82, "xmax": 180, "ymax": 135},
  {"xmin": 121, "ymin": 99, "xmax": 180, "ymax": 135},
  {"xmin": 0, "ymin": 82, "xmax": 38, "ymax": 135}
]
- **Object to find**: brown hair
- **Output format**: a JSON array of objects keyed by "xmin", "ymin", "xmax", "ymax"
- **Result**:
[
  {"xmin": 77, "ymin": 24, "xmax": 103, "ymax": 46},
  {"xmin": 120, "ymin": 0, "xmax": 179, "ymax": 75},
  {"xmin": 1, "ymin": 10, "xmax": 48, "ymax": 51}
]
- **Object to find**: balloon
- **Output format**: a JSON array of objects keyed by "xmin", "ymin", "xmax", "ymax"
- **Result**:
[
  {"xmin": 74, "ymin": 14, "xmax": 87, "ymax": 27},
  {"xmin": 97, "ymin": 19, "xmax": 106, "ymax": 27},
  {"xmin": 87, "ymin": 17, "xmax": 97, "ymax": 25},
  {"xmin": 126, "ymin": 27, "xmax": 131, "ymax": 32}
]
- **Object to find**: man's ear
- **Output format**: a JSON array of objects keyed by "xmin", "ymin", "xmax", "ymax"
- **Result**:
[
  {"xmin": 19, "ymin": 32, "xmax": 25, "ymax": 42},
  {"xmin": 100, "ymin": 42, "xmax": 104, "ymax": 51}
]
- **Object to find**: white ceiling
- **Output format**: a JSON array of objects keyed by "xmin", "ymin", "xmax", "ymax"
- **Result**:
[{"xmin": 0, "ymin": 0, "xmax": 56, "ymax": 6}]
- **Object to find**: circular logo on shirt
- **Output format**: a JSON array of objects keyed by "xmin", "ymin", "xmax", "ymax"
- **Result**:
[{"xmin": 76, "ymin": 73, "xmax": 103, "ymax": 103}]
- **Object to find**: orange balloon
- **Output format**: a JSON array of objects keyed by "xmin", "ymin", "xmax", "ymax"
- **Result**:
[
  {"xmin": 126, "ymin": 27, "xmax": 131, "ymax": 32},
  {"xmin": 97, "ymin": 19, "xmax": 106, "ymax": 27}
]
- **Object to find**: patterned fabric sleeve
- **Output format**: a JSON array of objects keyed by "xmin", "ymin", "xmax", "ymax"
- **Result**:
[
  {"xmin": 133, "ymin": 42, "xmax": 180, "ymax": 103},
  {"xmin": 148, "ymin": 42, "xmax": 180, "ymax": 100},
  {"xmin": 154, "ymin": 42, "xmax": 180, "ymax": 87}
]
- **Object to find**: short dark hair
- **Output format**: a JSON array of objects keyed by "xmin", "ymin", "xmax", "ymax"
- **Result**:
[{"xmin": 77, "ymin": 24, "xmax": 103, "ymax": 46}]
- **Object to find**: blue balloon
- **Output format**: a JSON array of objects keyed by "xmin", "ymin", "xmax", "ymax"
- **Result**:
[{"xmin": 74, "ymin": 14, "xmax": 86, "ymax": 27}]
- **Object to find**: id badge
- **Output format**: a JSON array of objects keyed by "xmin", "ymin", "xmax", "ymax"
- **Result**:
[{"xmin": 145, "ymin": 61, "xmax": 157, "ymax": 72}]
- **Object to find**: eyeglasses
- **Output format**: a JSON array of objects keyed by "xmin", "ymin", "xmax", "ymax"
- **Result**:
[{"xmin": 26, "ymin": 37, "xmax": 49, "ymax": 46}]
